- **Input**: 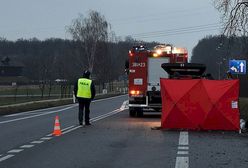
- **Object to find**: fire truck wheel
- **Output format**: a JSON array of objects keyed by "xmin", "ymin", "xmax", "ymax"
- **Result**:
[
  {"xmin": 137, "ymin": 111, "xmax": 143, "ymax": 117},
  {"xmin": 129, "ymin": 109, "xmax": 136, "ymax": 117}
]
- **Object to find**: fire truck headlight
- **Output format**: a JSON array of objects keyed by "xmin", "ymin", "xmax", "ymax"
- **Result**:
[
  {"xmin": 130, "ymin": 90, "xmax": 143, "ymax": 97},
  {"xmin": 130, "ymin": 90, "xmax": 136, "ymax": 95},
  {"xmin": 156, "ymin": 49, "xmax": 162, "ymax": 55},
  {"xmin": 153, "ymin": 53, "xmax": 159, "ymax": 57}
]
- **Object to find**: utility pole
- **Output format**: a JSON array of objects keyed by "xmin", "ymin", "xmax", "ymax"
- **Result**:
[{"xmin": 217, "ymin": 62, "xmax": 222, "ymax": 80}]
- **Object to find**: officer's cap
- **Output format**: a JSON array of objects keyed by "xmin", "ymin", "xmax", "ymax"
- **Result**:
[{"xmin": 83, "ymin": 70, "xmax": 91, "ymax": 78}]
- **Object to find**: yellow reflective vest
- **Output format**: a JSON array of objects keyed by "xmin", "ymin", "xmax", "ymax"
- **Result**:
[{"xmin": 77, "ymin": 78, "xmax": 92, "ymax": 98}]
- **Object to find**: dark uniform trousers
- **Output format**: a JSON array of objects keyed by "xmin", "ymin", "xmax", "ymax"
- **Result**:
[{"xmin": 78, "ymin": 98, "xmax": 91, "ymax": 124}]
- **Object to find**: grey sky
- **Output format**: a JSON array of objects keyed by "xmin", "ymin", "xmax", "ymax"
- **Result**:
[{"xmin": 0, "ymin": 0, "xmax": 221, "ymax": 57}]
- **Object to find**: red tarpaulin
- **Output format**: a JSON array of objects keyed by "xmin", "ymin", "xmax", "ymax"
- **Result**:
[{"xmin": 160, "ymin": 79, "xmax": 240, "ymax": 131}]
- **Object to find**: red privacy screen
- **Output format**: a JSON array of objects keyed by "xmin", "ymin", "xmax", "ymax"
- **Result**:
[{"xmin": 160, "ymin": 79, "xmax": 240, "ymax": 131}]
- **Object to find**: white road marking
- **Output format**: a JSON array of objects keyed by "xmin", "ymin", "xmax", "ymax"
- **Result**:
[
  {"xmin": 175, "ymin": 157, "xmax": 189, "ymax": 168},
  {"xmin": 0, "ymin": 106, "xmax": 76, "ymax": 124},
  {"xmin": 0, "ymin": 99, "xmax": 128, "ymax": 163},
  {"xmin": 4, "ymin": 104, "xmax": 76, "ymax": 117},
  {"xmin": 8, "ymin": 149, "xmax": 24, "ymax": 153},
  {"xmin": 179, "ymin": 132, "xmax": 188, "ymax": 146},
  {"xmin": 62, "ymin": 108, "xmax": 125, "ymax": 135},
  {"xmin": 62, "ymin": 126, "xmax": 82, "ymax": 134},
  {"xmin": 31, "ymin": 141, "xmax": 44, "ymax": 144},
  {"xmin": 175, "ymin": 131, "xmax": 189, "ymax": 168},
  {"xmin": 91, "ymin": 109, "xmax": 121, "ymax": 121},
  {"xmin": 120, "ymin": 100, "xmax": 129, "ymax": 110},
  {"xmin": 0, "ymin": 155, "xmax": 14, "ymax": 162},
  {"xmin": 41, "ymin": 137, "xmax": 52, "ymax": 140},
  {"xmin": 46, "ymin": 125, "xmax": 76, "ymax": 136},
  {"xmin": 20, "ymin": 145, "xmax": 34, "ymax": 148},
  {"xmin": 178, "ymin": 146, "xmax": 189, "ymax": 150},
  {"xmin": 4, "ymin": 95, "xmax": 127, "ymax": 118},
  {"xmin": 92, "ymin": 95, "xmax": 127, "ymax": 103},
  {"xmin": 1, "ymin": 95, "xmax": 127, "ymax": 125},
  {"xmin": 61, "ymin": 101, "xmax": 127, "ymax": 135},
  {"xmin": 177, "ymin": 151, "xmax": 189, "ymax": 155}
]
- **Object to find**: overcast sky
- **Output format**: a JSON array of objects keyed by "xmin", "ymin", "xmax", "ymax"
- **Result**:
[{"xmin": 0, "ymin": 0, "xmax": 222, "ymax": 57}]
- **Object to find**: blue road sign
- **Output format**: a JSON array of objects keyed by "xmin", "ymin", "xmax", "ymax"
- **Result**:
[{"xmin": 229, "ymin": 60, "xmax": 246, "ymax": 74}]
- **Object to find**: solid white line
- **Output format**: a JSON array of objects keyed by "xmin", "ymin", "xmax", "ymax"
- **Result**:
[
  {"xmin": 62, "ymin": 102, "xmax": 126, "ymax": 135},
  {"xmin": 8, "ymin": 149, "xmax": 24, "ymax": 153},
  {"xmin": 41, "ymin": 137, "xmax": 52, "ymax": 140},
  {"xmin": 62, "ymin": 109, "xmax": 123, "ymax": 135},
  {"xmin": 20, "ymin": 145, "xmax": 34, "ymax": 148},
  {"xmin": 0, "ymin": 99, "xmax": 128, "ymax": 163},
  {"xmin": 90, "ymin": 109, "xmax": 121, "ymax": 121},
  {"xmin": 178, "ymin": 146, "xmax": 189, "ymax": 150},
  {"xmin": 0, "ymin": 155, "xmax": 14, "ymax": 162},
  {"xmin": 179, "ymin": 132, "xmax": 189, "ymax": 146},
  {"xmin": 0, "ymin": 106, "xmax": 76, "ymax": 124},
  {"xmin": 31, "ymin": 141, "xmax": 44, "ymax": 144},
  {"xmin": 1, "ymin": 96, "xmax": 127, "ymax": 124},
  {"xmin": 4, "ymin": 104, "xmax": 77, "ymax": 117},
  {"xmin": 62, "ymin": 126, "xmax": 82, "ymax": 135},
  {"xmin": 46, "ymin": 125, "xmax": 76, "ymax": 136},
  {"xmin": 91, "ymin": 111, "xmax": 121, "ymax": 122},
  {"xmin": 4, "ymin": 95, "xmax": 127, "ymax": 118},
  {"xmin": 92, "ymin": 94, "xmax": 127, "ymax": 103},
  {"xmin": 175, "ymin": 157, "xmax": 189, "ymax": 168},
  {"xmin": 57, "ymin": 101, "xmax": 126, "ymax": 136},
  {"xmin": 61, "ymin": 125, "xmax": 76, "ymax": 131},
  {"xmin": 91, "ymin": 109, "xmax": 121, "ymax": 121},
  {"xmin": 177, "ymin": 151, "xmax": 189, "ymax": 155}
]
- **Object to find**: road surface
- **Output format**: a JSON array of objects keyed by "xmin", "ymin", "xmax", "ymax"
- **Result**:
[{"xmin": 0, "ymin": 95, "xmax": 248, "ymax": 168}]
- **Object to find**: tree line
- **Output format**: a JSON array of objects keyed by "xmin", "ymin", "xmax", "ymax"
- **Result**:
[
  {"xmin": 191, "ymin": 35, "xmax": 248, "ymax": 97},
  {"xmin": 0, "ymin": 37, "xmax": 136, "ymax": 84},
  {"xmin": 0, "ymin": 10, "xmax": 159, "ymax": 89}
]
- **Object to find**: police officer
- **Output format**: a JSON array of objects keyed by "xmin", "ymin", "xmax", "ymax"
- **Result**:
[{"xmin": 74, "ymin": 70, "xmax": 95, "ymax": 126}]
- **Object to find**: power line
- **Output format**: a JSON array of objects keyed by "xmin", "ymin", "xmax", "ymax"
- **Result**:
[
  {"xmin": 132, "ymin": 28, "xmax": 220, "ymax": 39},
  {"xmin": 130, "ymin": 23, "xmax": 221, "ymax": 37},
  {"xmin": 119, "ymin": 23, "xmax": 221, "ymax": 39}
]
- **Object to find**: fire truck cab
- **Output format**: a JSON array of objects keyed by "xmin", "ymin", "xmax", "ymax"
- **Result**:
[{"xmin": 127, "ymin": 44, "xmax": 188, "ymax": 117}]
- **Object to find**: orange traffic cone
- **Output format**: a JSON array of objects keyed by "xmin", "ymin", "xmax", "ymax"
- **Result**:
[{"xmin": 53, "ymin": 115, "xmax": 62, "ymax": 136}]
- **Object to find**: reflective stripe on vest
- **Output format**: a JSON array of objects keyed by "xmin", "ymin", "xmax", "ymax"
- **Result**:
[{"xmin": 77, "ymin": 78, "xmax": 92, "ymax": 98}]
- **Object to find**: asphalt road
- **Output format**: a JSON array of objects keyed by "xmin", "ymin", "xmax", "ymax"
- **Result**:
[{"xmin": 0, "ymin": 95, "xmax": 248, "ymax": 168}]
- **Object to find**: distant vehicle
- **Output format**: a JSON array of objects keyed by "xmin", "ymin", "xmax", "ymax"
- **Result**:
[{"xmin": 126, "ymin": 44, "xmax": 188, "ymax": 117}]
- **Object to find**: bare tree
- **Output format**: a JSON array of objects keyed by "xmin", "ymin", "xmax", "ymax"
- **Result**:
[
  {"xmin": 214, "ymin": 0, "xmax": 248, "ymax": 36},
  {"xmin": 67, "ymin": 11, "xmax": 110, "ymax": 73}
]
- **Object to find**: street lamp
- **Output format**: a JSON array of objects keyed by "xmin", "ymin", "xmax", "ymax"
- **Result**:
[
  {"xmin": 216, "ymin": 58, "xmax": 227, "ymax": 80},
  {"xmin": 216, "ymin": 61, "xmax": 222, "ymax": 80}
]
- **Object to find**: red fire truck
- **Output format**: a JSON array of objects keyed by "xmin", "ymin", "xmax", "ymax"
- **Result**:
[{"xmin": 126, "ymin": 44, "xmax": 188, "ymax": 117}]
